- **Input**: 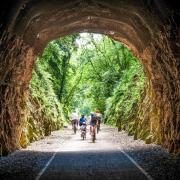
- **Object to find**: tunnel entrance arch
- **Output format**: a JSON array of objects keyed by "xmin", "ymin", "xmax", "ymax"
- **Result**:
[{"xmin": 0, "ymin": 0, "xmax": 179, "ymax": 154}]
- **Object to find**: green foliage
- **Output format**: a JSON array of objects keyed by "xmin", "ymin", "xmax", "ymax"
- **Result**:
[
  {"xmin": 30, "ymin": 57, "xmax": 66, "ymax": 125},
  {"xmin": 104, "ymin": 60, "xmax": 145, "ymax": 130},
  {"xmin": 28, "ymin": 33, "xmax": 145, "ymax": 141},
  {"xmin": 70, "ymin": 34, "xmax": 140, "ymax": 114},
  {"xmin": 27, "ymin": 36, "xmax": 79, "ymax": 141},
  {"xmin": 68, "ymin": 34, "xmax": 144, "ymax": 118}
]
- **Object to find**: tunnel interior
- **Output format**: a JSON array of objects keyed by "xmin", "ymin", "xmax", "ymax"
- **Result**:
[{"xmin": 0, "ymin": 0, "xmax": 179, "ymax": 155}]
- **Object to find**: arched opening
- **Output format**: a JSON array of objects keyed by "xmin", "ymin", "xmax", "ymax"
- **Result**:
[
  {"xmin": 0, "ymin": 0, "xmax": 179, "ymax": 155},
  {"xmin": 27, "ymin": 32, "xmax": 146, "ymax": 142}
]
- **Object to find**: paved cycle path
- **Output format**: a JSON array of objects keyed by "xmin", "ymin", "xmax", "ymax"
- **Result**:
[{"xmin": 37, "ymin": 126, "xmax": 150, "ymax": 180}]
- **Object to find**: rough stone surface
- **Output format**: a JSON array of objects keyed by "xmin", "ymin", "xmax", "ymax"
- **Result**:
[
  {"xmin": 0, "ymin": 32, "xmax": 35, "ymax": 154},
  {"xmin": 0, "ymin": 0, "xmax": 179, "ymax": 154}
]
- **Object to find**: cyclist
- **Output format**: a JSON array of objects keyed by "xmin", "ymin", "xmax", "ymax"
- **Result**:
[
  {"xmin": 79, "ymin": 114, "xmax": 87, "ymax": 127},
  {"xmin": 95, "ymin": 110, "xmax": 102, "ymax": 132},
  {"xmin": 90, "ymin": 113, "xmax": 97, "ymax": 134},
  {"xmin": 80, "ymin": 121, "xmax": 87, "ymax": 139},
  {"xmin": 70, "ymin": 111, "xmax": 78, "ymax": 129}
]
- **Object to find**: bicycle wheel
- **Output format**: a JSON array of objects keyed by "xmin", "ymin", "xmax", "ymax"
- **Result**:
[
  {"xmin": 92, "ymin": 134, "xmax": 95, "ymax": 142},
  {"xmin": 74, "ymin": 125, "xmax": 76, "ymax": 134},
  {"xmin": 97, "ymin": 125, "xmax": 100, "ymax": 134}
]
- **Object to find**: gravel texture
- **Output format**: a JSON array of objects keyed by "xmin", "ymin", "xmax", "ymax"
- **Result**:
[
  {"xmin": 0, "ymin": 125, "xmax": 179, "ymax": 180},
  {"xmin": 110, "ymin": 128, "xmax": 180, "ymax": 180}
]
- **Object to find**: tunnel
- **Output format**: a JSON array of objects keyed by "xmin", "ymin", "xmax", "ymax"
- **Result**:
[{"xmin": 0, "ymin": 0, "xmax": 179, "ymax": 155}]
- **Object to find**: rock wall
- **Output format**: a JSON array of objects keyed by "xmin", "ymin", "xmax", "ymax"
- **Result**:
[
  {"xmin": 19, "ymin": 94, "xmax": 63, "ymax": 148},
  {"xmin": 151, "ymin": 30, "xmax": 180, "ymax": 153},
  {"xmin": 0, "ymin": 32, "xmax": 35, "ymax": 154},
  {"xmin": 133, "ymin": 81, "xmax": 161, "ymax": 144}
]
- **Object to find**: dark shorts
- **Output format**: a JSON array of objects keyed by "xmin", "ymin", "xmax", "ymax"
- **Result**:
[
  {"xmin": 90, "ymin": 122, "xmax": 96, "ymax": 126},
  {"xmin": 72, "ymin": 119, "xmax": 78, "ymax": 124}
]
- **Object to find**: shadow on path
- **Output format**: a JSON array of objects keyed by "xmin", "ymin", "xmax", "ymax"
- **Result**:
[{"xmin": 0, "ymin": 150, "xmax": 148, "ymax": 180}]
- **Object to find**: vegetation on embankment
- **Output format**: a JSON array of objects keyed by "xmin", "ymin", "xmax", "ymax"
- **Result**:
[
  {"xmin": 104, "ymin": 60, "xmax": 160, "ymax": 144},
  {"xmin": 20, "ymin": 36, "xmax": 78, "ymax": 146},
  {"xmin": 21, "ymin": 33, "xmax": 160, "ymax": 148},
  {"xmin": 104, "ymin": 60, "xmax": 145, "ymax": 128}
]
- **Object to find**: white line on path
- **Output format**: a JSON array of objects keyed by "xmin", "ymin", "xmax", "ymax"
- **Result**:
[
  {"xmin": 35, "ymin": 140, "xmax": 65, "ymax": 180},
  {"xmin": 118, "ymin": 147, "xmax": 153, "ymax": 180},
  {"xmin": 35, "ymin": 152, "xmax": 57, "ymax": 180}
]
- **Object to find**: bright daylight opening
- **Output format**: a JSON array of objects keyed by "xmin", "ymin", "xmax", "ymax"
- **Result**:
[{"xmin": 27, "ymin": 33, "xmax": 145, "ymax": 145}]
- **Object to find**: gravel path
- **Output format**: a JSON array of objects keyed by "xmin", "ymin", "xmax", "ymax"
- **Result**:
[
  {"xmin": 0, "ymin": 124, "xmax": 179, "ymax": 180},
  {"xmin": 110, "ymin": 128, "xmax": 180, "ymax": 180}
]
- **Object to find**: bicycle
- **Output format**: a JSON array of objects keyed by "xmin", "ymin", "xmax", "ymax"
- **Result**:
[
  {"xmin": 80, "ymin": 123, "xmax": 86, "ymax": 140},
  {"xmin": 73, "ymin": 123, "xmax": 77, "ymax": 134},
  {"xmin": 97, "ymin": 123, "xmax": 100, "ymax": 134},
  {"xmin": 91, "ymin": 125, "xmax": 96, "ymax": 142}
]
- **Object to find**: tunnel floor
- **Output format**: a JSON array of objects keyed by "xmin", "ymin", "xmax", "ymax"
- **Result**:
[{"xmin": 0, "ymin": 125, "xmax": 179, "ymax": 180}]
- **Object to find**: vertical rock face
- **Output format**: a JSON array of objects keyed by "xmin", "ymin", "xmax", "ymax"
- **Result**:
[
  {"xmin": 0, "ymin": 32, "xmax": 35, "ymax": 154},
  {"xmin": 0, "ymin": 0, "xmax": 179, "ymax": 154},
  {"xmin": 132, "ymin": 81, "xmax": 161, "ymax": 144},
  {"xmin": 151, "ymin": 31, "xmax": 180, "ymax": 153},
  {"xmin": 137, "ymin": 26, "xmax": 180, "ymax": 153}
]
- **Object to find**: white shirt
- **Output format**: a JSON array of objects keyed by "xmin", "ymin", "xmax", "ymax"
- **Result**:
[{"xmin": 70, "ymin": 112, "xmax": 79, "ymax": 120}]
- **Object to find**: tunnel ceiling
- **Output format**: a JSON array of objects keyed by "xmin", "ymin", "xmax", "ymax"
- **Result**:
[
  {"xmin": 6, "ymin": 0, "xmax": 167, "ymax": 55},
  {"xmin": 0, "ymin": 0, "xmax": 179, "ymax": 154}
]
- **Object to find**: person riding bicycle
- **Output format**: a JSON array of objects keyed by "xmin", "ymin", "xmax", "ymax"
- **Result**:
[
  {"xmin": 90, "ymin": 112, "xmax": 97, "ymax": 135},
  {"xmin": 79, "ymin": 114, "xmax": 87, "ymax": 127},
  {"xmin": 95, "ymin": 110, "xmax": 102, "ymax": 131},
  {"xmin": 80, "ymin": 121, "xmax": 87, "ymax": 133},
  {"xmin": 80, "ymin": 121, "xmax": 87, "ymax": 139},
  {"xmin": 70, "ymin": 111, "xmax": 78, "ymax": 129}
]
